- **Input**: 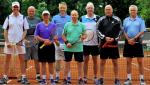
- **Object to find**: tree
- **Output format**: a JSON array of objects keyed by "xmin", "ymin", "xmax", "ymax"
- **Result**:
[{"xmin": 136, "ymin": 0, "xmax": 150, "ymax": 27}]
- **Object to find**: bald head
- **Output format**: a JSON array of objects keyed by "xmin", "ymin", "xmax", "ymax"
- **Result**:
[
  {"xmin": 27, "ymin": 6, "xmax": 36, "ymax": 18},
  {"xmin": 105, "ymin": 5, "xmax": 113, "ymax": 17}
]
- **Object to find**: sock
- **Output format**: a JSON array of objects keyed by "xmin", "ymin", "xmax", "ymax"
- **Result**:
[
  {"xmin": 50, "ymin": 74, "xmax": 53, "ymax": 79},
  {"xmin": 56, "ymin": 72, "xmax": 59, "ymax": 77},
  {"xmin": 42, "ymin": 75, "xmax": 46, "ymax": 79},
  {"xmin": 140, "ymin": 75, "xmax": 144, "ymax": 80},
  {"xmin": 127, "ymin": 74, "xmax": 131, "ymax": 80},
  {"xmin": 22, "ymin": 75, "xmax": 26, "ymax": 79},
  {"xmin": 3, "ymin": 75, "xmax": 8, "ymax": 79},
  {"xmin": 36, "ymin": 73, "xmax": 40, "ymax": 77},
  {"xmin": 68, "ymin": 71, "xmax": 71, "ymax": 78}
]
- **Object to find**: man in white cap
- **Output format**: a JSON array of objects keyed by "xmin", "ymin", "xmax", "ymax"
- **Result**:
[
  {"xmin": 0, "ymin": 1, "xmax": 30, "ymax": 84},
  {"xmin": 34, "ymin": 10, "xmax": 57, "ymax": 84}
]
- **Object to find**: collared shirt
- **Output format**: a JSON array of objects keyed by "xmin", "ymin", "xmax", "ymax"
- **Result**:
[
  {"xmin": 63, "ymin": 21, "xmax": 86, "ymax": 52},
  {"xmin": 52, "ymin": 14, "xmax": 71, "ymax": 43},
  {"xmin": 34, "ymin": 22, "xmax": 56, "ymax": 41},
  {"xmin": 81, "ymin": 14, "xmax": 99, "ymax": 45},
  {"xmin": 3, "ymin": 13, "xmax": 29, "ymax": 43},
  {"xmin": 123, "ymin": 16, "xmax": 146, "ymax": 38}
]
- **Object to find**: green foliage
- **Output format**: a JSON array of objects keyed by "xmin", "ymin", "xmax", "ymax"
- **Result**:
[
  {"xmin": 136, "ymin": 0, "xmax": 150, "ymax": 27},
  {"xmin": 36, "ymin": 2, "xmax": 47, "ymax": 18},
  {"xmin": 0, "ymin": 0, "xmax": 149, "ymax": 26}
]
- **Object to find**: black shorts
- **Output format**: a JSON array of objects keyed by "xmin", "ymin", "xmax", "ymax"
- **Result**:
[
  {"xmin": 83, "ymin": 45, "xmax": 99, "ymax": 56},
  {"xmin": 100, "ymin": 47, "xmax": 119, "ymax": 59},
  {"xmin": 64, "ymin": 52, "xmax": 83, "ymax": 62},
  {"xmin": 123, "ymin": 40, "xmax": 144, "ymax": 58},
  {"xmin": 38, "ymin": 42, "xmax": 55, "ymax": 63}
]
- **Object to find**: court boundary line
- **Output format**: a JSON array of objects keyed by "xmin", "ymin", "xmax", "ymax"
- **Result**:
[{"xmin": 7, "ymin": 66, "xmax": 33, "ymax": 83}]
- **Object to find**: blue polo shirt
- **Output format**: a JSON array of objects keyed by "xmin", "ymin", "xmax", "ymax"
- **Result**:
[
  {"xmin": 52, "ymin": 14, "xmax": 71, "ymax": 43},
  {"xmin": 123, "ymin": 16, "xmax": 146, "ymax": 38}
]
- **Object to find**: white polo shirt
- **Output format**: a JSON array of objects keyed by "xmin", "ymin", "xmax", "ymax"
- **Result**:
[{"xmin": 3, "ymin": 13, "xmax": 29, "ymax": 43}]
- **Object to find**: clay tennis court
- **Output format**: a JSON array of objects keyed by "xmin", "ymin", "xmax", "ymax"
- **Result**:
[{"xmin": 0, "ymin": 45, "xmax": 150, "ymax": 84}]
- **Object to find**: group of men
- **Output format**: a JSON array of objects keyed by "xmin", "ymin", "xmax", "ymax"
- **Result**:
[{"xmin": 0, "ymin": 1, "xmax": 146, "ymax": 85}]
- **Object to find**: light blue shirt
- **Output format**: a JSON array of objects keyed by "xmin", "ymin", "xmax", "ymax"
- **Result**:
[
  {"xmin": 81, "ymin": 15, "xmax": 98, "ymax": 45},
  {"xmin": 123, "ymin": 16, "xmax": 146, "ymax": 38},
  {"xmin": 52, "ymin": 14, "xmax": 71, "ymax": 43}
]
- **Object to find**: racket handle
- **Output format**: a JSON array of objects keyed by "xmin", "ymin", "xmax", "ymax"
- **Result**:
[{"xmin": 40, "ymin": 44, "xmax": 45, "ymax": 49}]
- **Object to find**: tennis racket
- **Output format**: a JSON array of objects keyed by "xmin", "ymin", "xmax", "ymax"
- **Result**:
[
  {"xmin": 83, "ymin": 29, "xmax": 94, "ymax": 42},
  {"xmin": 102, "ymin": 41, "xmax": 118, "ymax": 48}
]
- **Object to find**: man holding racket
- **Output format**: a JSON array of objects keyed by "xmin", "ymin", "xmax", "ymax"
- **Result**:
[
  {"xmin": 24, "ymin": 6, "xmax": 41, "ymax": 82},
  {"xmin": 34, "ymin": 10, "xmax": 56, "ymax": 84},
  {"xmin": 80, "ymin": 2, "xmax": 100, "ymax": 84},
  {"xmin": 0, "ymin": 1, "xmax": 30, "ymax": 84},
  {"xmin": 51, "ymin": 2, "xmax": 71, "ymax": 83},
  {"xmin": 62, "ymin": 10, "xmax": 86, "ymax": 84},
  {"xmin": 123, "ymin": 5, "xmax": 146, "ymax": 85},
  {"xmin": 96, "ymin": 5, "xmax": 122, "ymax": 85}
]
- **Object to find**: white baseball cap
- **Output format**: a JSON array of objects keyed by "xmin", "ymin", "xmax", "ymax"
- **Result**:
[
  {"xmin": 12, "ymin": 1, "xmax": 20, "ymax": 7},
  {"xmin": 42, "ymin": 10, "xmax": 50, "ymax": 15}
]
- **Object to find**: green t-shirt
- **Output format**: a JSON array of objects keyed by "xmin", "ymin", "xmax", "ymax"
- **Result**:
[{"xmin": 63, "ymin": 21, "xmax": 86, "ymax": 52}]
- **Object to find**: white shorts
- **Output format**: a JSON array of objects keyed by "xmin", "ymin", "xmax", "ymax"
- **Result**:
[
  {"xmin": 54, "ymin": 43, "xmax": 65, "ymax": 60},
  {"xmin": 4, "ymin": 42, "xmax": 26, "ymax": 55}
]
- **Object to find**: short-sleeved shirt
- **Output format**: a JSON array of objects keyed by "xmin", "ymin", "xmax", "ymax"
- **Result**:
[
  {"xmin": 123, "ymin": 16, "xmax": 146, "ymax": 38},
  {"xmin": 52, "ymin": 14, "xmax": 71, "ymax": 43},
  {"xmin": 81, "ymin": 15, "xmax": 99, "ymax": 45},
  {"xmin": 26, "ymin": 16, "xmax": 41, "ymax": 47},
  {"xmin": 63, "ymin": 21, "xmax": 86, "ymax": 52},
  {"xmin": 34, "ymin": 22, "xmax": 56, "ymax": 41},
  {"xmin": 3, "ymin": 13, "xmax": 29, "ymax": 43}
]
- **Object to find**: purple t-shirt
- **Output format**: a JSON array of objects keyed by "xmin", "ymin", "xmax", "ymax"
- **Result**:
[{"xmin": 34, "ymin": 22, "xmax": 56, "ymax": 41}]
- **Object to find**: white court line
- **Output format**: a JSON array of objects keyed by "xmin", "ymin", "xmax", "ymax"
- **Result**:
[
  {"xmin": 132, "ymin": 63, "xmax": 150, "ymax": 71},
  {"xmin": 7, "ymin": 66, "xmax": 33, "ymax": 83}
]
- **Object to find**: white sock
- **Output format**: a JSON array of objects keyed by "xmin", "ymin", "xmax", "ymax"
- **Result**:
[
  {"xmin": 22, "ymin": 75, "xmax": 26, "ymax": 79},
  {"xmin": 68, "ymin": 71, "xmax": 71, "ymax": 78},
  {"xmin": 36, "ymin": 73, "xmax": 40, "ymax": 77},
  {"xmin": 42, "ymin": 75, "xmax": 46, "ymax": 79},
  {"xmin": 140, "ymin": 75, "xmax": 144, "ymax": 80},
  {"xmin": 56, "ymin": 72, "xmax": 59, "ymax": 77},
  {"xmin": 50, "ymin": 74, "xmax": 53, "ymax": 79},
  {"xmin": 3, "ymin": 75, "xmax": 8, "ymax": 79},
  {"xmin": 127, "ymin": 74, "xmax": 131, "ymax": 80}
]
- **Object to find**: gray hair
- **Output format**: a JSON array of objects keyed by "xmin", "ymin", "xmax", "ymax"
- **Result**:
[
  {"xmin": 129, "ymin": 5, "xmax": 138, "ymax": 11},
  {"xmin": 86, "ymin": 2, "xmax": 94, "ymax": 9}
]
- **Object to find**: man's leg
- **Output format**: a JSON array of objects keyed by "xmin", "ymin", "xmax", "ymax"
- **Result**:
[
  {"xmin": 112, "ymin": 59, "xmax": 121, "ymax": 85},
  {"xmin": 48, "ymin": 62, "xmax": 55, "ymax": 84},
  {"xmin": 83, "ymin": 55, "xmax": 89, "ymax": 83},
  {"xmin": 100, "ymin": 59, "xmax": 106, "ymax": 78},
  {"xmin": 137, "ymin": 57, "xmax": 146, "ymax": 85},
  {"xmin": 34, "ymin": 60, "xmax": 40, "ymax": 81},
  {"xmin": 92, "ymin": 55, "xmax": 98, "ymax": 78},
  {"xmin": 124, "ymin": 57, "xmax": 132, "ymax": 85},
  {"xmin": 99, "ymin": 59, "xmax": 106, "ymax": 84},
  {"xmin": 0, "ymin": 54, "xmax": 11, "ymax": 84},
  {"xmin": 40, "ymin": 62, "xmax": 47, "ymax": 84},
  {"xmin": 112, "ymin": 59, "xmax": 119, "ymax": 79},
  {"xmin": 18, "ymin": 54, "xmax": 30, "ymax": 84}
]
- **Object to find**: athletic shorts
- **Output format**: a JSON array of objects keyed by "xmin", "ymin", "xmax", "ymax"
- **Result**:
[
  {"xmin": 64, "ymin": 52, "xmax": 83, "ymax": 62},
  {"xmin": 83, "ymin": 45, "xmax": 99, "ymax": 56},
  {"xmin": 123, "ymin": 40, "xmax": 144, "ymax": 58},
  {"xmin": 25, "ymin": 45, "xmax": 38, "ymax": 60},
  {"xmin": 38, "ymin": 42, "xmax": 55, "ymax": 63},
  {"xmin": 4, "ymin": 42, "xmax": 26, "ymax": 55},
  {"xmin": 54, "ymin": 43, "xmax": 65, "ymax": 60}
]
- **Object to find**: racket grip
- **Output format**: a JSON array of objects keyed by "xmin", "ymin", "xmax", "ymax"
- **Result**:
[{"xmin": 40, "ymin": 44, "xmax": 45, "ymax": 49}]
